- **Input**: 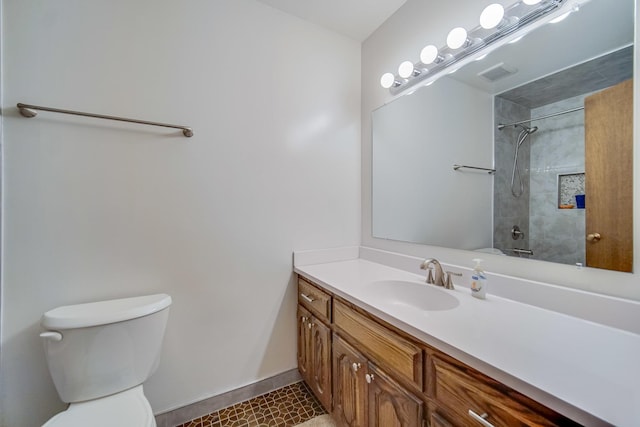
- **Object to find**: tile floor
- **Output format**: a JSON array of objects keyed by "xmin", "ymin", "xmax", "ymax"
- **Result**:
[{"xmin": 176, "ymin": 381, "xmax": 327, "ymax": 427}]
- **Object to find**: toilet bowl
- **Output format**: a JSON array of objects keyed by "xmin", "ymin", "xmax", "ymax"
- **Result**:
[
  {"xmin": 40, "ymin": 294, "xmax": 172, "ymax": 427},
  {"xmin": 42, "ymin": 385, "xmax": 154, "ymax": 427}
]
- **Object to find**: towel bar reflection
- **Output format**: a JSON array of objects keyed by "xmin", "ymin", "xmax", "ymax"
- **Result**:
[
  {"xmin": 453, "ymin": 164, "xmax": 496, "ymax": 174},
  {"xmin": 17, "ymin": 103, "xmax": 193, "ymax": 137}
]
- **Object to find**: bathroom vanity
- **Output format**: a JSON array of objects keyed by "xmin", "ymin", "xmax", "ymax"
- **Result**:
[{"xmin": 294, "ymin": 247, "xmax": 640, "ymax": 427}]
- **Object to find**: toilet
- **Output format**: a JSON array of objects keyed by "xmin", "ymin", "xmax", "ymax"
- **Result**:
[{"xmin": 39, "ymin": 293, "xmax": 172, "ymax": 427}]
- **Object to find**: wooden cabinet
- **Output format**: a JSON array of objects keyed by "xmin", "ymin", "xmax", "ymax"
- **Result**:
[
  {"xmin": 334, "ymin": 300, "xmax": 423, "ymax": 389},
  {"xmin": 426, "ymin": 351, "xmax": 581, "ymax": 427},
  {"xmin": 297, "ymin": 275, "xmax": 578, "ymax": 427},
  {"xmin": 333, "ymin": 334, "xmax": 423, "ymax": 427},
  {"xmin": 297, "ymin": 306, "xmax": 312, "ymax": 385},
  {"xmin": 367, "ymin": 363, "xmax": 423, "ymax": 427},
  {"xmin": 333, "ymin": 335, "xmax": 368, "ymax": 427},
  {"xmin": 297, "ymin": 279, "xmax": 332, "ymax": 411}
]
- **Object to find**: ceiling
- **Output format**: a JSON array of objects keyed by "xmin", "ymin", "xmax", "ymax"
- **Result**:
[{"xmin": 254, "ymin": 0, "xmax": 407, "ymax": 41}]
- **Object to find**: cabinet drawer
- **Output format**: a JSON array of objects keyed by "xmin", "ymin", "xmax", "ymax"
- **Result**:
[
  {"xmin": 298, "ymin": 278, "xmax": 332, "ymax": 323},
  {"xmin": 334, "ymin": 300, "xmax": 423, "ymax": 389},
  {"xmin": 431, "ymin": 356, "xmax": 568, "ymax": 427}
]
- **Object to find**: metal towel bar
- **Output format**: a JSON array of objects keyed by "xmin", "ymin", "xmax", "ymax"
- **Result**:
[
  {"xmin": 453, "ymin": 164, "xmax": 496, "ymax": 174},
  {"xmin": 17, "ymin": 102, "xmax": 193, "ymax": 137}
]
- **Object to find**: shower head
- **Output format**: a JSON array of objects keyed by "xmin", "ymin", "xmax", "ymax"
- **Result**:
[
  {"xmin": 517, "ymin": 123, "xmax": 538, "ymax": 134},
  {"xmin": 497, "ymin": 123, "xmax": 538, "ymax": 133}
]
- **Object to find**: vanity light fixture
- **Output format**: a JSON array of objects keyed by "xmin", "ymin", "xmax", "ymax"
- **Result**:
[
  {"xmin": 479, "ymin": 4, "xmax": 505, "ymax": 30},
  {"xmin": 398, "ymin": 60, "xmax": 421, "ymax": 78},
  {"xmin": 446, "ymin": 27, "xmax": 471, "ymax": 49},
  {"xmin": 420, "ymin": 45, "xmax": 443, "ymax": 65},
  {"xmin": 509, "ymin": 35, "xmax": 525, "ymax": 44},
  {"xmin": 380, "ymin": 0, "xmax": 587, "ymax": 97},
  {"xmin": 549, "ymin": 11, "xmax": 572, "ymax": 23},
  {"xmin": 380, "ymin": 72, "xmax": 401, "ymax": 89}
]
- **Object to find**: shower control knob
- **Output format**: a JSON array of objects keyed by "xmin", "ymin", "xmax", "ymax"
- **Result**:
[{"xmin": 586, "ymin": 233, "xmax": 601, "ymax": 242}]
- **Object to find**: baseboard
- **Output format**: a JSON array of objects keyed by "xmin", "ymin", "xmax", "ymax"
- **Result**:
[{"xmin": 155, "ymin": 369, "xmax": 302, "ymax": 427}]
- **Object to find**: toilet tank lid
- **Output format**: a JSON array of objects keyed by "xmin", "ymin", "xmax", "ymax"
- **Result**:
[{"xmin": 41, "ymin": 294, "xmax": 172, "ymax": 329}]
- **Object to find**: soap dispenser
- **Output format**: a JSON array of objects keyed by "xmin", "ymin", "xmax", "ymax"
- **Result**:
[{"xmin": 471, "ymin": 258, "xmax": 487, "ymax": 299}]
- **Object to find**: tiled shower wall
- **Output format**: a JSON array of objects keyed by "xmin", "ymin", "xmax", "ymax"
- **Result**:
[
  {"xmin": 529, "ymin": 93, "xmax": 588, "ymax": 266},
  {"xmin": 493, "ymin": 97, "xmax": 531, "ymax": 256},
  {"xmin": 494, "ymin": 93, "xmax": 587, "ymax": 265}
]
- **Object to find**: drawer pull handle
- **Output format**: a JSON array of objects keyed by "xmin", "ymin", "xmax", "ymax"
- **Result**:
[
  {"xmin": 300, "ymin": 293, "xmax": 315, "ymax": 303},
  {"xmin": 308, "ymin": 322, "xmax": 312, "ymax": 330},
  {"xmin": 365, "ymin": 373, "xmax": 375, "ymax": 383},
  {"xmin": 468, "ymin": 410, "xmax": 494, "ymax": 427},
  {"xmin": 352, "ymin": 362, "xmax": 362, "ymax": 372}
]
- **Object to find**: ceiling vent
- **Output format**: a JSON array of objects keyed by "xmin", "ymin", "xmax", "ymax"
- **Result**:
[{"xmin": 478, "ymin": 62, "xmax": 518, "ymax": 82}]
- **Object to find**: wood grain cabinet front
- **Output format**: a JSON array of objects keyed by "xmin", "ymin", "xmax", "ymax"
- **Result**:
[
  {"xmin": 297, "ymin": 291, "xmax": 332, "ymax": 411},
  {"xmin": 333, "ymin": 334, "xmax": 368, "ymax": 427},
  {"xmin": 332, "ymin": 333, "xmax": 423, "ymax": 427},
  {"xmin": 367, "ymin": 363, "xmax": 423, "ymax": 427},
  {"xmin": 428, "ymin": 353, "xmax": 581, "ymax": 427},
  {"xmin": 298, "ymin": 277, "xmax": 332, "ymax": 323},
  {"xmin": 333, "ymin": 299, "xmax": 423, "ymax": 390}
]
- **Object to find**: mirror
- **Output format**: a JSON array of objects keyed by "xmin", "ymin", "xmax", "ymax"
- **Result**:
[{"xmin": 372, "ymin": 0, "xmax": 634, "ymax": 272}]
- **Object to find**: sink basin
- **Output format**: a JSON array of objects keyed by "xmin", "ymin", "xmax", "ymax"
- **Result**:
[{"xmin": 368, "ymin": 280, "xmax": 459, "ymax": 311}]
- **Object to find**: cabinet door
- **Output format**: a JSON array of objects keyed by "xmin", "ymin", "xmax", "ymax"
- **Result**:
[
  {"xmin": 311, "ymin": 317, "xmax": 332, "ymax": 411},
  {"xmin": 367, "ymin": 364, "xmax": 423, "ymax": 427},
  {"xmin": 429, "ymin": 411, "xmax": 453, "ymax": 427},
  {"xmin": 297, "ymin": 306, "xmax": 312, "ymax": 385},
  {"xmin": 333, "ymin": 335, "xmax": 368, "ymax": 427}
]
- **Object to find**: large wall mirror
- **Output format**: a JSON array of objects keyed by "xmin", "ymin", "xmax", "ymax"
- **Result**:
[{"xmin": 372, "ymin": 0, "xmax": 634, "ymax": 272}]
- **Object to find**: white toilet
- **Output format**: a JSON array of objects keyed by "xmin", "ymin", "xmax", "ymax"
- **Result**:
[{"xmin": 39, "ymin": 293, "xmax": 172, "ymax": 427}]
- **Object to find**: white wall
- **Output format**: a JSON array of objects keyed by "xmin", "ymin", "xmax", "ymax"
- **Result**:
[
  {"xmin": 0, "ymin": 1, "xmax": 361, "ymax": 426},
  {"xmin": 372, "ymin": 77, "xmax": 493, "ymax": 249},
  {"xmin": 362, "ymin": 0, "xmax": 640, "ymax": 301}
]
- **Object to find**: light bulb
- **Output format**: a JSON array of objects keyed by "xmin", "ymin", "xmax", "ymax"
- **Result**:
[
  {"xmin": 523, "ymin": 0, "xmax": 541, "ymax": 4},
  {"xmin": 447, "ymin": 27, "xmax": 468, "ymax": 49},
  {"xmin": 480, "ymin": 4, "xmax": 505, "ymax": 29},
  {"xmin": 398, "ymin": 61, "xmax": 415, "ymax": 78},
  {"xmin": 420, "ymin": 45, "xmax": 439, "ymax": 64},
  {"xmin": 380, "ymin": 73, "xmax": 396, "ymax": 89}
]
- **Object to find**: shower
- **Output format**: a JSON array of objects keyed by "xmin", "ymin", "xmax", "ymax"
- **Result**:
[{"xmin": 509, "ymin": 123, "xmax": 538, "ymax": 197}]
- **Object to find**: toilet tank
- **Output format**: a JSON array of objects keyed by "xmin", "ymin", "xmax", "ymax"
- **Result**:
[{"xmin": 40, "ymin": 294, "xmax": 172, "ymax": 403}]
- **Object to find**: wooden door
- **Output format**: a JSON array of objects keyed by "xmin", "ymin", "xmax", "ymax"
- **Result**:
[
  {"xmin": 367, "ymin": 363, "xmax": 423, "ymax": 427},
  {"xmin": 585, "ymin": 79, "xmax": 633, "ymax": 272},
  {"xmin": 332, "ymin": 335, "xmax": 368, "ymax": 427},
  {"xmin": 311, "ymin": 317, "xmax": 332, "ymax": 411},
  {"xmin": 297, "ymin": 306, "xmax": 312, "ymax": 385}
]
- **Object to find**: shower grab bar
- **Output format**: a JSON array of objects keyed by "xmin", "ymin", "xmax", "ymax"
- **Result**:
[
  {"xmin": 510, "ymin": 248, "xmax": 534, "ymax": 256},
  {"xmin": 17, "ymin": 103, "xmax": 193, "ymax": 137},
  {"xmin": 453, "ymin": 164, "xmax": 496, "ymax": 174},
  {"xmin": 497, "ymin": 106, "xmax": 584, "ymax": 130}
]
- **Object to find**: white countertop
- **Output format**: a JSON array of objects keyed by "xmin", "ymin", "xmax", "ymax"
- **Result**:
[{"xmin": 294, "ymin": 250, "xmax": 640, "ymax": 427}]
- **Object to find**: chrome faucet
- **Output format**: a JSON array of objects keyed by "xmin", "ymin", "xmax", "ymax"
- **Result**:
[{"xmin": 420, "ymin": 258, "xmax": 456, "ymax": 289}]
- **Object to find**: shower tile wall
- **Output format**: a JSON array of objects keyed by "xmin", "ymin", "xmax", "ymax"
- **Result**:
[
  {"xmin": 494, "ymin": 97, "xmax": 531, "ymax": 256},
  {"xmin": 529, "ymin": 93, "xmax": 588, "ymax": 266}
]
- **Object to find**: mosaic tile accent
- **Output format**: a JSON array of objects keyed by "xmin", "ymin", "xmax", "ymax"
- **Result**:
[
  {"xmin": 176, "ymin": 382, "xmax": 327, "ymax": 427},
  {"xmin": 558, "ymin": 172, "xmax": 585, "ymax": 208}
]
